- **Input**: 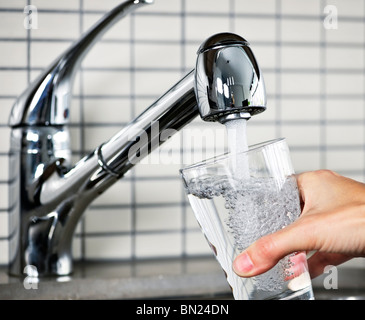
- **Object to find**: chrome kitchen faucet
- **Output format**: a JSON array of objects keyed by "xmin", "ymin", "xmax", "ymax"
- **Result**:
[{"xmin": 8, "ymin": 0, "xmax": 266, "ymax": 276}]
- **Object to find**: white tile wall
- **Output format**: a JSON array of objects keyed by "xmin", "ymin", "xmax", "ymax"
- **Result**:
[
  {"xmin": 0, "ymin": 0, "xmax": 365, "ymax": 268},
  {"xmin": 31, "ymin": 13, "xmax": 79, "ymax": 39},
  {"xmin": 0, "ymin": 12, "xmax": 26, "ymax": 38},
  {"xmin": 281, "ymin": 18, "xmax": 322, "ymax": 43},
  {"xmin": 281, "ymin": 0, "xmax": 320, "ymax": 15},
  {"xmin": 326, "ymin": 21, "xmax": 364, "ymax": 44}
]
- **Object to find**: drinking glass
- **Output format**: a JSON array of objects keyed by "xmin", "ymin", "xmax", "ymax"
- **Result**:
[{"xmin": 180, "ymin": 138, "xmax": 314, "ymax": 300}]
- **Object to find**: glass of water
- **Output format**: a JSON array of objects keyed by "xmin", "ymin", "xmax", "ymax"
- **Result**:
[{"xmin": 180, "ymin": 138, "xmax": 314, "ymax": 300}]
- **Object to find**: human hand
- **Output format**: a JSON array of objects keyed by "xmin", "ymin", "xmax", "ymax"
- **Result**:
[{"xmin": 233, "ymin": 170, "xmax": 365, "ymax": 279}]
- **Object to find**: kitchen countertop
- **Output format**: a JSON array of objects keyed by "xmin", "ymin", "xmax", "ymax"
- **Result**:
[
  {"xmin": 0, "ymin": 256, "xmax": 231, "ymax": 300},
  {"xmin": 0, "ymin": 256, "xmax": 364, "ymax": 300}
]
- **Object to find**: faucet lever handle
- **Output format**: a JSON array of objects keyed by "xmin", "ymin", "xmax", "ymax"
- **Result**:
[{"xmin": 9, "ymin": 0, "xmax": 154, "ymax": 127}]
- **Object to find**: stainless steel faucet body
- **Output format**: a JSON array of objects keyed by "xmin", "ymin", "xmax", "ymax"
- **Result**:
[{"xmin": 8, "ymin": 0, "xmax": 266, "ymax": 277}]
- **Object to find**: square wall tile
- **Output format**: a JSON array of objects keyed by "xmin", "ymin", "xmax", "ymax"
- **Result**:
[
  {"xmin": 185, "ymin": 231, "xmax": 211, "ymax": 256},
  {"xmin": 281, "ymin": 98, "xmax": 321, "ymax": 121},
  {"xmin": 83, "ymin": 14, "xmax": 131, "ymax": 40},
  {"xmin": 281, "ymin": 46, "xmax": 321, "ymax": 69},
  {"xmin": 254, "ymin": 45, "xmax": 277, "ymax": 70},
  {"xmin": 135, "ymin": 233, "xmax": 182, "ymax": 258},
  {"xmin": 281, "ymin": 18, "xmax": 321, "ymax": 43},
  {"xmin": 0, "ymin": 184, "xmax": 9, "ymax": 210},
  {"xmin": 135, "ymin": 43, "xmax": 181, "ymax": 69},
  {"xmin": 246, "ymin": 124, "xmax": 277, "ymax": 146},
  {"xmin": 262, "ymin": 72, "xmax": 277, "ymax": 97},
  {"xmin": 83, "ymin": 0, "xmax": 121, "ymax": 11},
  {"xmin": 234, "ymin": 17, "xmax": 276, "ymax": 43},
  {"xmin": 326, "ymin": 47, "xmax": 364, "ymax": 70},
  {"xmin": 325, "ymin": 21, "xmax": 364, "ymax": 44},
  {"xmin": 0, "ymin": 241, "xmax": 8, "ymax": 265},
  {"xmin": 30, "ymin": 41, "xmax": 73, "ymax": 69},
  {"xmin": 325, "ymin": 99, "xmax": 364, "ymax": 121},
  {"xmin": 257, "ymin": 99, "xmax": 276, "ymax": 122},
  {"xmin": 0, "ymin": 1, "xmax": 25, "ymax": 8},
  {"xmin": 0, "ymin": 156, "xmax": 9, "ymax": 181},
  {"xmin": 0, "ymin": 42, "xmax": 27, "ymax": 68},
  {"xmin": 326, "ymin": 150, "xmax": 364, "ymax": 172},
  {"xmin": 281, "ymin": 0, "xmax": 320, "ymax": 15},
  {"xmin": 281, "ymin": 124, "xmax": 321, "ymax": 147},
  {"xmin": 326, "ymin": 124, "xmax": 364, "ymax": 146},
  {"xmin": 185, "ymin": 16, "xmax": 230, "ymax": 42},
  {"xmin": 135, "ymin": 180, "xmax": 182, "ymax": 204},
  {"xmin": 31, "ymin": 0, "xmax": 79, "ymax": 10},
  {"xmin": 134, "ymin": 71, "xmax": 181, "ymax": 96},
  {"xmin": 136, "ymin": 152, "xmax": 182, "ymax": 177},
  {"xmin": 326, "ymin": 74, "xmax": 364, "ymax": 96},
  {"xmin": 281, "ymin": 72, "xmax": 321, "ymax": 95},
  {"xmin": 185, "ymin": 206, "xmax": 200, "ymax": 229},
  {"xmin": 69, "ymin": 128, "xmax": 81, "ymax": 152},
  {"xmin": 134, "ymin": 97, "xmax": 160, "ymax": 115},
  {"xmin": 291, "ymin": 150, "xmax": 321, "ymax": 172},
  {"xmin": 85, "ymin": 235, "xmax": 131, "ymax": 259},
  {"xmin": 0, "ymin": 213, "xmax": 8, "ymax": 238},
  {"xmin": 0, "ymin": 99, "xmax": 15, "ymax": 125},
  {"xmin": 83, "ymin": 98, "xmax": 132, "ymax": 124},
  {"xmin": 82, "ymin": 42, "xmax": 131, "ymax": 68},
  {"xmin": 83, "ymin": 125, "xmax": 121, "ymax": 150},
  {"xmin": 72, "ymin": 236, "xmax": 81, "ymax": 260},
  {"xmin": 69, "ymin": 97, "xmax": 81, "ymax": 124},
  {"xmin": 0, "ymin": 71, "xmax": 27, "ymax": 96},
  {"xmin": 134, "ymin": 16, "xmax": 181, "ymax": 41},
  {"xmin": 184, "ymin": 43, "xmax": 200, "ymax": 70},
  {"xmin": 31, "ymin": 13, "xmax": 80, "ymax": 40},
  {"xmin": 0, "ymin": 128, "xmax": 10, "ymax": 153},
  {"xmin": 186, "ymin": 0, "xmax": 230, "ymax": 14},
  {"xmin": 234, "ymin": 0, "xmax": 276, "ymax": 14},
  {"xmin": 92, "ymin": 180, "xmax": 132, "ymax": 206},
  {"xmin": 82, "ymin": 70, "xmax": 131, "ymax": 96},
  {"xmin": 182, "ymin": 124, "xmax": 227, "ymax": 156},
  {"xmin": 140, "ymin": 0, "xmax": 181, "ymax": 13},
  {"xmin": 182, "ymin": 149, "xmax": 227, "ymax": 166},
  {"xmin": 84, "ymin": 208, "xmax": 132, "ymax": 233},
  {"xmin": 136, "ymin": 206, "xmax": 182, "ymax": 231},
  {"xmin": 0, "ymin": 12, "xmax": 27, "ymax": 39}
]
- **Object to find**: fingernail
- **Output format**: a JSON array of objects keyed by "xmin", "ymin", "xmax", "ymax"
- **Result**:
[{"xmin": 233, "ymin": 252, "xmax": 254, "ymax": 275}]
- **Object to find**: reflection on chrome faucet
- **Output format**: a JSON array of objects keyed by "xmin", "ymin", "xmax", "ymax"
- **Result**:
[{"xmin": 8, "ymin": 0, "xmax": 266, "ymax": 277}]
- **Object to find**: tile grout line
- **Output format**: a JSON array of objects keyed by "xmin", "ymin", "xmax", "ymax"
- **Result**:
[
  {"xmin": 180, "ymin": 0, "xmax": 187, "ymax": 259},
  {"xmin": 78, "ymin": 0, "xmax": 87, "ymax": 263}
]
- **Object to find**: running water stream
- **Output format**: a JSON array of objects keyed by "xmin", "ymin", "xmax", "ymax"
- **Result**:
[{"xmin": 224, "ymin": 119, "xmax": 250, "ymax": 180}]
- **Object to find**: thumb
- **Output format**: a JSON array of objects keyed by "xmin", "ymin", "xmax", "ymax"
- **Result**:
[{"xmin": 232, "ymin": 220, "xmax": 310, "ymax": 277}]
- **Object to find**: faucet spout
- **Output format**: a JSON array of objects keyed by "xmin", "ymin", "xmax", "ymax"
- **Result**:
[
  {"xmin": 9, "ymin": 69, "xmax": 197, "ymax": 277},
  {"xmin": 40, "ymin": 71, "xmax": 197, "ymax": 206},
  {"xmin": 8, "ymin": 0, "xmax": 266, "ymax": 277}
]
